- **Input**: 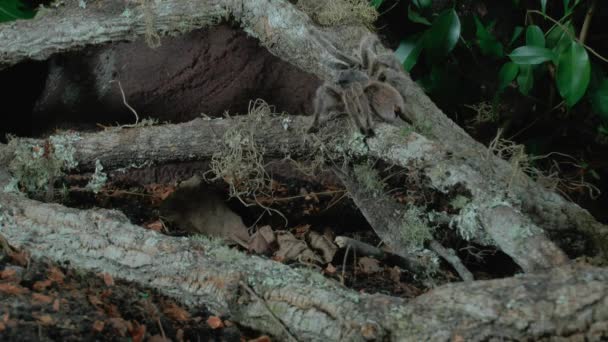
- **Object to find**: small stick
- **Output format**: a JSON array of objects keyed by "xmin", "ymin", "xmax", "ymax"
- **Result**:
[
  {"xmin": 429, "ymin": 240, "xmax": 474, "ymax": 282},
  {"xmin": 335, "ymin": 236, "xmax": 414, "ymax": 271}
]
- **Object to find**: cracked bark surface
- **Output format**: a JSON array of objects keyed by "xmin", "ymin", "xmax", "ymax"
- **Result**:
[
  {"xmin": 0, "ymin": 190, "xmax": 607, "ymax": 341},
  {"xmin": 1, "ymin": 0, "xmax": 604, "ymax": 260}
]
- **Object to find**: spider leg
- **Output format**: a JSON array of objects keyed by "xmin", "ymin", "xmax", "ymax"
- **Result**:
[
  {"xmin": 342, "ymin": 86, "xmax": 370, "ymax": 136},
  {"xmin": 308, "ymin": 84, "xmax": 343, "ymax": 133},
  {"xmin": 348, "ymin": 84, "xmax": 376, "ymax": 136},
  {"xmin": 359, "ymin": 34, "xmax": 383, "ymax": 70}
]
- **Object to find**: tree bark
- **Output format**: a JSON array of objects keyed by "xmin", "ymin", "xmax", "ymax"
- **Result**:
[
  {"xmin": 1, "ymin": 0, "xmax": 604, "ymax": 260},
  {"xmin": 0, "ymin": 115, "xmax": 570, "ymax": 271},
  {"xmin": 0, "ymin": 189, "xmax": 607, "ymax": 341}
]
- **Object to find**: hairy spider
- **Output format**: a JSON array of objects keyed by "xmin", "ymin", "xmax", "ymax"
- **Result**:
[{"xmin": 308, "ymin": 33, "xmax": 414, "ymax": 135}]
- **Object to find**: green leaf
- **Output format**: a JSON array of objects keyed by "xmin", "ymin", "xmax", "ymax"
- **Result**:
[
  {"xmin": 370, "ymin": 0, "xmax": 384, "ymax": 9},
  {"xmin": 408, "ymin": 5, "xmax": 431, "ymax": 25},
  {"xmin": 509, "ymin": 46, "xmax": 556, "ymax": 64},
  {"xmin": 591, "ymin": 79, "xmax": 608, "ymax": 120},
  {"xmin": 498, "ymin": 62, "xmax": 519, "ymax": 90},
  {"xmin": 425, "ymin": 9, "xmax": 461, "ymax": 61},
  {"xmin": 508, "ymin": 26, "xmax": 524, "ymax": 47},
  {"xmin": 525, "ymin": 25, "xmax": 545, "ymax": 47},
  {"xmin": 474, "ymin": 16, "xmax": 503, "ymax": 57},
  {"xmin": 540, "ymin": 0, "xmax": 547, "ymax": 13},
  {"xmin": 517, "ymin": 65, "xmax": 534, "ymax": 95},
  {"xmin": 396, "ymin": 35, "xmax": 425, "ymax": 71},
  {"xmin": 547, "ymin": 21, "xmax": 574, "ymax": 49},
  {"xmin": 412, "ymin": 0, "xmax": 432, "ymax": 9},
  {"xmin": 0, "ymin": 0, "xmax": 35, "ymax": 23},
  {"xmin": 479, "ymin": 38, "xmax": 503, "ymax": 57},
  {"xmin": 556, "ymin": 42, "xmax": 590, "ymax": 106}
]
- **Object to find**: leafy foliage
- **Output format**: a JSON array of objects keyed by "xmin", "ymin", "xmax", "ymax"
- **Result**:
[
  {"xmin": 0, "ymin": 0, "xmax": 35, "ymax": 23},
  {"xmin": 371, "ymin": 0, "xmax": 607, "ymax": 135}
]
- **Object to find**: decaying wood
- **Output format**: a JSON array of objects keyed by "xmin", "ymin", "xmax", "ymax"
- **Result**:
[
  {"xmin": 0, "ymin": 115, "xmax": 570, "ymax": 271},
  {"xmin": 0, "ymin": 189, "xmax": 607, "ymax": 341},
  {"xmin": 1, "ymin": 0, "xmax": 604, "ymax": 261}
]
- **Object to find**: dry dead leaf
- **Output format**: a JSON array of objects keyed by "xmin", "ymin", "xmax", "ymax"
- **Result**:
[
  {"xmin": 36, "ymin": 314, "xmax": 54, "ymax": 326},
  {"xmin": 9, "ymin": 250, "xmax": 29, "ymax": 267},
  {"xmin": 248, "ymin": 235, "xmax": 270, "ymax": 254},
  {"xmin": 92, "ymin": 320, "xmax": 105, "ymax": 332},
  {"xmin": 145, "ymin": 183, "xmax": 175, "ymax": 206},
  {"xmin": 324, "ymin": 263, "xmax": 337, "ymax": 275},
  {"xmin": 145, "ymin": 220, "xmax": 165, "ymax": 232},
  {"xmin": 0, "ymin": 268, "xmax": 16, "ymax": 280},
  {"xmin": 161, "ymin": 176, "xmax": 249, "ymax": 242},
  {"xmin": 294, "ymin": 224, "xmax": 311, "ymax": 238},
  {"xmin": 102, "ymin": 272, "xmax": 114, "ymax": 287},
  {"xmin": 0, "ymin": 283, "xmax": 28, "ymax": 295},
  {"xmin": 108, "ymin": 317, "xmax": 130, "ymax": 337},
  {"xmin": 47, "ymin": 267, "xmax": 65, "ymax": 284},
  {"xmin": 163, "ymin": 302, "xmax": 190, "ymax": 322},
  {"xmin": 258, "ymin": 225, "xmax": 276, "ymax": 244},
  {"xmin": 275, "ymin": 231, "xmax": 322, "ymax": 264},
  {"xmin": 130, "ymin": 322, "xmax": 146, "ymax": 342},
  {"xmin": 248, "ymin": 226, "xmax": 276, "ymax": 255},
  {"xmin": 52, "ymin": 299, "xmax": 60, "ymax": 311},
  {"xmin": 248, "ymin": 335, "xmax": 272, "ymax": 342},
  {"xmin": 358, "ymin": 257, "xmax": 382, "ymax": 274},
  {"xmin": 206, "ymin": 315, "xmax": 224, "ymax": 329},
  {"xmin": 307, "ymin": 231, "xmax": 338, "ymax": 263},
  {"xmin": 32, "ymin": 293, "xmax": 53, "ymax": 304},
  {"xmin": 33, "ymin": 279, "xmax": 53, "ymax": 291},
  {"xmin": 389, "ymin": 266, "xmax": 402, "ymax": 284},
  {"xmin": 88, "ymin": 294, "xmax": 103, "ymax": 307}
]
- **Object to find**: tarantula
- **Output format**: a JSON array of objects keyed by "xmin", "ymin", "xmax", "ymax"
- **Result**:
[{"xmin": 308, "ymin": 33, "xmax": 414, "ymax": 135}]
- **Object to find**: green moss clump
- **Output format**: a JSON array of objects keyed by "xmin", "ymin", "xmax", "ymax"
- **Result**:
[
  {"xmin": 8, "ymin": 133, "xmax": 81, "ymax": 196},
  {"xmin": 399, "ymin": 205, "xmax": 434, "ymax": 250},
  {"xmin": 86, "ymin": 160, "xmax": 108, "ymax": 194},
  {"xmin": 353, "ymin": 162, "xmax": 385, "ymax": 195}
]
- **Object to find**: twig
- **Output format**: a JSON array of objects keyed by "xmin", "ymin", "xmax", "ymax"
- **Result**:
[
  {"xmin": 341, "ymin": 243, "xmax": 351, "ymax": 286},
  {"xmin": 579, "ymin": 0, "xmax": 597, "ymax": 44},
  {"xmin": 429, "ymin": 240, "xmax": 474, "ymax": 282},
  {"xmin": 335, "ymin": 236, "xmax": 415, "ymax": 271},
  {"xmin": 238, "ymin": 281, "xmax": 299, "ymax": 342}
]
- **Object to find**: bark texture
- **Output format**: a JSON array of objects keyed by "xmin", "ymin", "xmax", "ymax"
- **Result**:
[
  {"xmin": 1, "ymin": 0, "xmax": 603, "ymax": 259},
  {"xmin": 0, "ymin": 191, "xmax": 607, "ymax": 341}
]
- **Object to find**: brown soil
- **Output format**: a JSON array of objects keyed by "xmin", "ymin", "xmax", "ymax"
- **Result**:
[{"xmin": 32, "ymin": 23, "xmax": 320, "ymax": 134}]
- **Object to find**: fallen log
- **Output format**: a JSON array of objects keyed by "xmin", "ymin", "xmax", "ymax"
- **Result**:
[
  {"xmin": 0, "ymin": 188, "xmax": 606, "ymax": 341},
  {"xmin": 0, "ymin": 113, "xmax": 569, "ymax": 271}
]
